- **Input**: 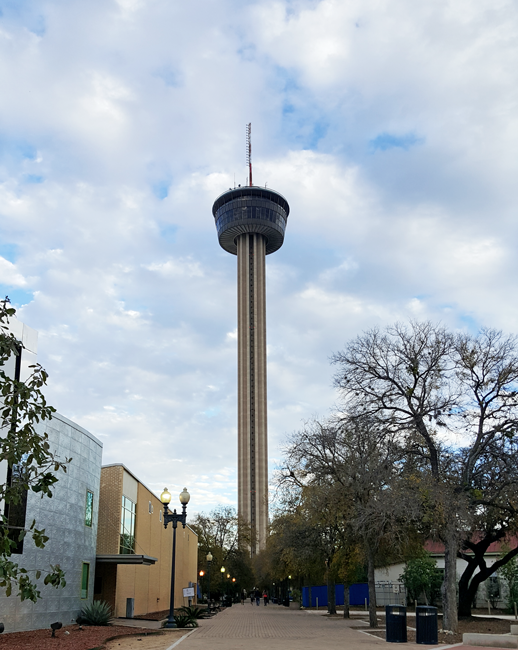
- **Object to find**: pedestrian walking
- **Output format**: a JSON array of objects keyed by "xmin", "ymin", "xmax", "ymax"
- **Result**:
[
  {"xmin": 263, "ymin": 590, "xmax": 268, "ymax": 606},
  {"xmin": 255, "ymin": 588, "xmax": 261, "ymax": 606},
  {"xmin": 241, "ymin": 589, "xmax": 246, "ymax": 605},
  {"xmin": 250, "ymin": 592, "xmax": 254, "ymax": 605}
]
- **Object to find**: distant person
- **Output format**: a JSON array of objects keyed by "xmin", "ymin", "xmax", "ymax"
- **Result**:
[
  {"xmin": 241, "ymin": 589, "xmax": 246, "ymax": 605},
  {"xmin": 255, "ymin": 588, "xmax": 261, "ymax": 606},
  {"xmin": 263, "ymin": 590, "xmax": 268, "ymax": 606},
  {"xmin": 250, "ymin": 592, "xmax": 254, "ymax": 605}
]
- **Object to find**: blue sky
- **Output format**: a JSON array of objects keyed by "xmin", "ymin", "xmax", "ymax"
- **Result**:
[{"xmin": 1, "ymin": 0, "xmax": 518, "ymax": 513}]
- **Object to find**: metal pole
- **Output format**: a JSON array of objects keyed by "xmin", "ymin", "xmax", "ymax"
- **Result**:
[
  {"xmin": 165, "ymin": 522, "xmax": 178, "ymax": 628},
  {"xmin": 207, "ymin": 561, "xmax": 211, "ymax": 614}
]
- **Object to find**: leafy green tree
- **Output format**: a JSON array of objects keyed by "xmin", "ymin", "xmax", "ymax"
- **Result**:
[
  {"xmin": 279, "ymin": 416, "xmax": 419, "ymax": 627},
  {"xmin": 400, "ymin": 553, "xmax": 442, "ymax": 606},
  {"xmin": 0, "ymin": 299, "xmax": 68, "ymax": 601},
  {"xmin": 191, "ymin": 505, "xmax": 254, "ymax": 597}
]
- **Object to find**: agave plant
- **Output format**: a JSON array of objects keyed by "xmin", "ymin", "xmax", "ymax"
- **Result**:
[
  {"xmin": 173, "ymin": 614, "xmax": 198, "ymax": 628},
  {"xmin": 178, "ymin": 605, "xmax": 206, "ymax": 619},
  {"xmin": 78, "ymin": 600, "xmax": 113, "ymax": 626}
]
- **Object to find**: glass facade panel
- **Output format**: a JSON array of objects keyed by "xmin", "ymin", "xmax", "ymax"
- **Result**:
[
  {"xmin": 119, "ymin": 495, "xmax": 136, "ymax": 554},
  {"xmin": 81, "ymin": 562, "xmax": 90, "ymax": 599},
  {"xmin": 85, "ymin": 490, "xmax": 93, "ymax": 527}
]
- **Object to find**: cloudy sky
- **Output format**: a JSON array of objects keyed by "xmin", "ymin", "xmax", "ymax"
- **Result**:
[{"xmin": 1, "ymin": 0, "xmax": 518, "ymax": 514}]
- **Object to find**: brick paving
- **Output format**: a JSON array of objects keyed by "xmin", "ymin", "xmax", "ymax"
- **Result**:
[{"xmin": 175, "ymin": 604, "xmax": 451, "ymax": 650}]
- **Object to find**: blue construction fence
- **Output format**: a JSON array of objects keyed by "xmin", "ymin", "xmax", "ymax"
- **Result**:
[{"xmin": 302, "ymin": 583, "xmax": 369, "ymax": 608}]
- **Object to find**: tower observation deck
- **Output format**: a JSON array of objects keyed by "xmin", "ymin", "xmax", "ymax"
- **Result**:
[{"xmin": 212, "ymin": 186, "xmax": 290, "ymax": 554}]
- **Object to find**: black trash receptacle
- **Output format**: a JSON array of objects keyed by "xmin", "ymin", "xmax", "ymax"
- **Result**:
[
  {"xmin": 416, "ymin": 606, "xmax": 438, "ymax": 645},
  {"xmin": 386, "ymin": 604, "xmax": 407, "ymax": 643}
]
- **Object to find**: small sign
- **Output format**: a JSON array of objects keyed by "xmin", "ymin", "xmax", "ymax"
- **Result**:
[
  {"xmin": 183, "ymin": 587, "xmax": 195, "ymax": 597},
  {"xmin": 392, "ymin": 584, "xmax": 400, "ymax": 594}
]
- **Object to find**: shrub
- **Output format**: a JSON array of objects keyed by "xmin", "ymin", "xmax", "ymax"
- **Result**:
[
  {"xmin": 173, "ymin": 614, "xmax": 198, "ymax": 628},
  {"xmin": 400, "ymin": 553, "xmax": 442, "ymax": 606},
  {"xmin": 79, "ymin": 600, "xmax": 113, "ymax": 625}
]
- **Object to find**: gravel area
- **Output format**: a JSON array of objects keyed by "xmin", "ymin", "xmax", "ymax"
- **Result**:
[{"xmin": 0, "ymin": 624, "xmax": 165, "ymax": 650}]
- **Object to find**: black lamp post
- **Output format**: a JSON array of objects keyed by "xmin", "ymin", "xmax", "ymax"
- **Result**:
[
  {"xmin": 206, "ymin": 551, "xmax": 213, "ymax": 614},
  {"xmin": 160, "ymin": 486, "xmax": 191, "ymax": 629},
  {"xmin": 220, "ymin": 566, "xmax": 225, "ymax": 599}
]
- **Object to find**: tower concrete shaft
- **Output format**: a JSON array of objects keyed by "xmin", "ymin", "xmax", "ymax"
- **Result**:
[
  {"xmin": 237, "ymin": 233, "xmax": 268, "ymax": 554},
  {"xmin": 212, "ymin": 186, "xmax": 289, "ymax": 555}
]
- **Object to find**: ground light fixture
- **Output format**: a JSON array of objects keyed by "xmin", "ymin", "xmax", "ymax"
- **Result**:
[{"xmin": 160, "ymin": 487, "xmax": 190, "ymax": 628}]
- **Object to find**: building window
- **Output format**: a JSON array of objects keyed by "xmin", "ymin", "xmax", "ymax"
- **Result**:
[
  {"xmin": 159, "ymin": 510, "xmax": 162, "ymax": 522},
  {"xmin": 81, "ymin": 562, "xmax": 90, "ymax": 599},
  {"xmin": 120, "ymin": 495, "xmax": 136, "ymax": 554},
  {"xmin": 148, "ymin": 501, "xmax": 153, "ymax": 514},
  {"xmin": 85, "ymin": 490, "xmax": 94, "ymax": 527}
]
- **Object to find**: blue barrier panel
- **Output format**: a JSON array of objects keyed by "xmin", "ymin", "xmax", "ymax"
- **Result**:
[
  {"xmin": 302, "ymin": 583, "xmax": 369, "ymax": 608},
  {"xmin": 350, "ymin": 583, "xmax": 369, "ymax": 606}
]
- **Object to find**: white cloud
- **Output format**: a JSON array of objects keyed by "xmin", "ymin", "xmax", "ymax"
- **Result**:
[{"xmin": 0, "ymin": 0, "xmax": 517, "ymax": 512}]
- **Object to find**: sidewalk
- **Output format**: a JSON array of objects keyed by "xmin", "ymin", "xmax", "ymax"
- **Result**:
[{"xmin": 173, "ymin": 604, "xmax": 457, "ymax": 650}]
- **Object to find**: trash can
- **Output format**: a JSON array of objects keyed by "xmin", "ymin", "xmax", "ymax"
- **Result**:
[
  {"xmin": 386, "ymin": 604, "xmax": 407, "ymax": 643},
  {"xmin": 416, "ymin": 606, "xmax": 438, "ymax": 645}
]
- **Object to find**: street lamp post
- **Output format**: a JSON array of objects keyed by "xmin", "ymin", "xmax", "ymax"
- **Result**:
[
  {"xmin": 206, "ymin": 552, "xmax": 213, "ymax": 614},
  {"xmin": 220, "ymin": 566, "xmax": 225, "ymax": 600},
  {"xmin": 160, "ymin": 487, "xmax": 191, "ymax": 629}
]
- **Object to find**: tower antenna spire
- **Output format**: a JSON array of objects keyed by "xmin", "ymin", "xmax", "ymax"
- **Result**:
[{"xmin": 246, "ymin": 123, "xmax": 252, "ymax": 187}]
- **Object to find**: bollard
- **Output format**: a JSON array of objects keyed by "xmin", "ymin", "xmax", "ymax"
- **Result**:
[
  {"xmin": 515, "ymin": 603, "xmax": 517, "ymax": 621},
  {"xmin": 316, "ymin": 597, "xmax": 318, "ymax": 610},
  {"xmin": 365, "ymin": 597, "xmax": 368, "ymax": 611}
]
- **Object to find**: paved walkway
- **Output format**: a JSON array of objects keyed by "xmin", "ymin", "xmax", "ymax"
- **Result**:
[{"xmin": 175, "ymin": 604, "xmax": 454, "ymax": 650}]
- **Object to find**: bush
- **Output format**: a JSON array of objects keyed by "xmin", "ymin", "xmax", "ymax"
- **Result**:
[
  {"xmin": 400, "ymin": 554, "xmax": 442, "ymax": 606},
  {"xmin": 78, "ymin": 600, "xmax": 113, "ymax": 625},
  {"xmin": 499, "ymin": 552, "xmax": 518, "ymax": 614}
]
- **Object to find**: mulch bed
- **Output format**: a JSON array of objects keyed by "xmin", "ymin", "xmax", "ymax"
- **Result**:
[
  {"xmin": 363, "ymin": 615, "xmax": 513, "ymax": 645},
  {"xmin": 0, "ymin": 624, "xmax": 162, "ymax": 650}
]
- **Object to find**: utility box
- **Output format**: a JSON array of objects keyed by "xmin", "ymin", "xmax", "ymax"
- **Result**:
[
  {"xmin": 416, "ymin": 606, "xmax": 438, "ymax": 645},
  {"xmin": 386, "ymin": 604, "xmax": 407, "ymax": 643}
]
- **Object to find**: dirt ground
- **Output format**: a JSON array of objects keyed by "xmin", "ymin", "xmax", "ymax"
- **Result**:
[{"xmin": 362, "ymin": 613, "xmax": 514, "ymax": 645}]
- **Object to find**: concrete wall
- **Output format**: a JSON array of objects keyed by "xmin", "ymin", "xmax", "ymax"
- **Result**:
[{"xmin": 0, "ymin": 413, "xmax": 102, "ymax": 632}]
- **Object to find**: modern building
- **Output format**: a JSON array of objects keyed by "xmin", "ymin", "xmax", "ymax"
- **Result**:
[
  {"xmin": 0, "ymin": 411, "xmax": 103, "ymax": 632},
  {"xmin": 0, "ymin": 317, "xmax": 103, "ymax": 633},
  {"xmin": 212, "ymin": 181, "xmax": 290, "ymax": 554},
  {"xmin": 94, "ymin": 464, "xmax": 198, "ymax": 618}
]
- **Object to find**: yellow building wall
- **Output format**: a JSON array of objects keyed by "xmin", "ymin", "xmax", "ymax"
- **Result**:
[{"xmin": 113, "ymin": 480, "xmax": 198, "ymax": 617}]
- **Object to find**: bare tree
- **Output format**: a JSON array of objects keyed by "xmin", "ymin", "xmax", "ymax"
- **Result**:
[{"xmin": 332, "ymin": 322, "xmax": 518, "ymax": 630}]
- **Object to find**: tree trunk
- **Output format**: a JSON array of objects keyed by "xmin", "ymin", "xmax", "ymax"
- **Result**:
[
  {"xmin": 458, "ymin": 559, "xmax": 478, "ymax": 617},
  {"xmin": 442, "ymin": 529, "xmax": 459, "ymax": 633},
  {"xmin": 327, "ymin": 568, "xmax": 336, "ymax": 615},
  {"xmin": 343, "ymin": 582, "xmax": 350, "ymax": 618},
  {"xmin": 367, "ymin": 545, "xmax": 378, "ymax": 628}
]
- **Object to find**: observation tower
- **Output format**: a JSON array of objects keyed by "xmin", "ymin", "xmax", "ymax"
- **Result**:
[{"xmin": 212, "ymin": 125, "xmax": 290, "ymax": 554}]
